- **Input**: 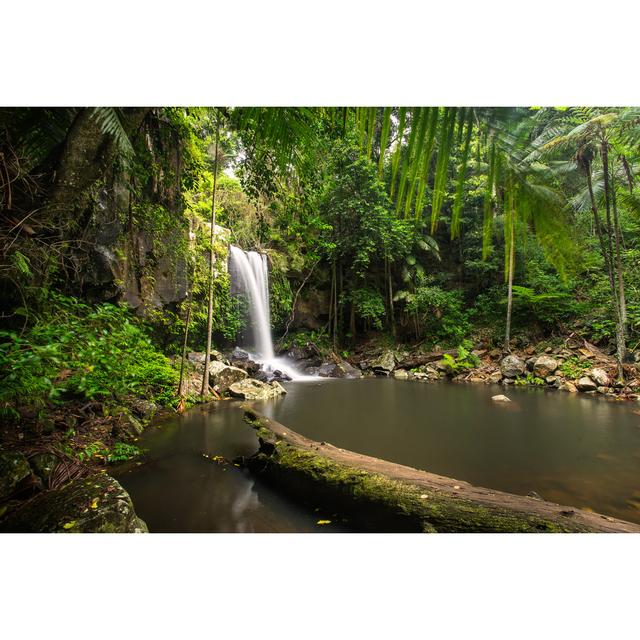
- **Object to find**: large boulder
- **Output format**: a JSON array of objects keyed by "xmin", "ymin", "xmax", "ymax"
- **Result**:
[
  {"xmin": 369, "ymin": 351, "xmax": 396, "ymax": 374},
  {"xmin": 0, "ymin": 451, "xmax": 32, "ymax": 501},
  {"xmin": 533, "ymin": 355, "xmax": 558, "ymax": 378},
  {"xmin": 500, "ymin": 355, "xmax": 526, "ymax": 378},
  {"xmin": 576, "ymin": 376, "xmax": 598, "ymax": 392},
  {"xmin": 228, "ymin": 379, "xmax": 287, "ymax": 400},
  {"xmin": 590, "ymin": 367, "xmax": 610, "ymax": 387},
  {"xmin": 209, "ymin": 361, "xmax": 248, "ymax": 393},
  {"xmin": 0, "ymin": 473, "xmax": 148, "ymax": 533}
]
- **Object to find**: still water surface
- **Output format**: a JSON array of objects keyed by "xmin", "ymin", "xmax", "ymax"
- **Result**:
[
  {"xmin": 259, "ymin": 379, "xmax": 640, "ymax": 524},
  {"xmin": 119, "ymin": 379, "xmax": 640, "ymax": 530}
]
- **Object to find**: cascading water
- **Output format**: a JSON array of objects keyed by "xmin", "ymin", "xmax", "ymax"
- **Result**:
[
  {"xmin": 229, "ymin": 246, "xmax": 274, "ymax": 360},
  {"xmin": 229, "ymin": 245, "xmax": 305, "ymax": 379}
]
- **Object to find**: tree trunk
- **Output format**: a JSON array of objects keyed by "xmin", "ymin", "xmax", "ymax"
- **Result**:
[
  {"xmin": 503, "ymin": 219, "xmax": 515, "ymax": 353},
  {"xmin": 600, "ymin": 143, "xmax": 626, "ymax": 380},
  {"xmin": 200, "ymin": 113, "xmax": 221, "ymax": 397},
  {"xmin": 586, "ymin": 162, "xmax": 624, "ymax": 379},
  {"xmin": 239, "ymin": 410, "xmax": 640, "ymax": 533}
]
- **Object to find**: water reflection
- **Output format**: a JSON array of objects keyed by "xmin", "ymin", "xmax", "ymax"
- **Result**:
[{"xmin": 117, "ymin": 403, "xmax": 344, "ymax": 533}]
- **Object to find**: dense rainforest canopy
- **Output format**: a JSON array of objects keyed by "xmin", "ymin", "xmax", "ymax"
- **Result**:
[{"xmin": 1, "ymin": 106, "xmax": 640, "ymax": 421}]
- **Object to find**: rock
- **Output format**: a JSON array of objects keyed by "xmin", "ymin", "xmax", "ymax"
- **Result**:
[
  {"xmin": 369, "ymin": 350, "xmax": 396, "ymax": 374},
  {"xmin": 596, "ymin": 386, "xmax": 608, "ymax": 394},
  {"xmin": 492, "ymin": 394, "xmax": 511, "ymax": 403},
  {"xmin": 209, "ymin": 361, "xmax": 248, "ymax": 393},
  {"xmin": 559, "ymin": 381, "xmax": 578, "ymax": 393},
  {"xmin": 533, "ymin": 355, "xmax": 558, "ymax": 378},
  {"xmin": 304, "ymin": 366, "xmax": 319, "ymax": 376},
  {"xmin": 524, "ymin": 346, "xmax": 535, "ymax": 356},
  {"xmin": 129, "ymin": 398, "xmax": 158, "ymax": 420},
  {"xmin": 28, "ymin": 453, "xmax": 60, "ymax": 485},
  {"xmin": 0, "ymin": 473, "xmax": 148, "ymax": 533},
  {"xmin": 413, "ymin": 372, "xmax": 428, "ymax": 380},
  {"xmin": 393, "ymin": 369, "xmax": 409, "ymax": 379},
  {"xmin": 590, "ymin": 367, "xmax": 610, "ymax": 387},
  {"xmin": 287, "ymin": 345, "xmax": 318, "ymax": 361},
  {"xmin": 0, "ymin": 451, "xmax": 31, "ymax": 501},
  {"xmin": 500, "ymin": 355, "xmax": 526, "ymax": 378},
  {"xmin": 576, "ymin": 376, "xmax": 598, "ymax": 392},
  {"xmin": 545, "ymin": 375, "xmax": 560, "ymax": 387},
  {"xmin": 525, "ymin": 357, "xmax": 537, "ymax": 372},
  {"xmin": 231, "ymin": 347, "xmax": 250, "ymax": 361},
  {"xmin": 318, "ymin": 362, "xmax": 339, "ymax": 377},
  {"xmin": 489, "ymin": 370, "xmax": 503, "ymax": 384},
  {"xmin": 503, "ymin": 378, "xmax": 515, "ymax": 385},
  {"xmin": 230, "ymin": 358, "xmax": 261, "ymax": 377},
  {"xmin": 228, "ymin": 379, "xmax": 287, "ymax": 400}
]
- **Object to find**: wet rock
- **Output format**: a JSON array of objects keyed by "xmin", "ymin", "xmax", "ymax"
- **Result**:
[
  {"xmin": 533, "ymin": 355, "xmax": 558, "ymax": 378},
  {"xmin": 488, "ymin": 370, "xmax": 503, "ymax": 384},
  {"xmin": 413, "ymin": 372, "xmax": 428, "ymax": 380},
  {"xmin": 0, "ymin": 473, "xmax": 148, "ymax": 533},
  {"xmin": 500, "ymin": 355, "xmax": 526, "ymax": 378},
  {"xmin": 576, "ymin": 376, "xmax": 598, "ymax": 392},
  {"xmin": 0, "ymin": 451, "xmax": 31, "ymax": 501},
  {"xmin": 304, "ymin": 366, "xmax": 319, "ymax": 376},
  {"xmin": 231, "ymin": 347, "xmax": 250, "ymax": 361},
  {"xmin": 287, "ymin": 345, "xmax": 318, "ymax": 361},
  {"xmin": 228, "ymin": 378, "xmax": 287, "ymax": 400},
  {"xmin": 590, "ymin": 367, "xmax": 610, "ymax": 387},
  {"xmin": 210, "ymin": 361, "xmax": 248, "ymax": 393},
  {"xmin": 491, "ymin": 394, "xmax": 511, "ymax": 403},
  {"xmin": 392, "ymin": 369, "xmax": 409, "ymax": 379},
  {"xmin": 318, "ymin": 362, "xmax": 339, "ymax": 377},
  {"xmin": 369, "ymin": 350, "xmax": 396, "ymax": 374},
  {"xmin": 559, "ymin": 381, "xmax": 578, "ymax": 393}
]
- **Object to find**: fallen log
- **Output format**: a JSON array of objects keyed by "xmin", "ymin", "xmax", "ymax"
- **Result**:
[
  {"xmin": 395, "ymin": 349, "xmax": 456, "ymax": 370},
  {"xmin": 239, "ymin": 409, "xmax": 640, "ymax": 533}
]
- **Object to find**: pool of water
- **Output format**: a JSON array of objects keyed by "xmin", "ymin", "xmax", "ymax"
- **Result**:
[
  {"xmin": 116, "ymin": 403, "xmax": 347, "ymax": 532},
  {"xmin": 257, "ymin": 378, "xmax": 640, "ymax": 524}
]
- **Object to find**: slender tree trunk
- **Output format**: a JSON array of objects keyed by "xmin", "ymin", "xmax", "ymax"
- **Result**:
[
  {"xmin": 200, "ymin": 113, "xmax": 221, "ymax": 397},
  {"xmin": 332, "ymin": 261, "xmax": 337, "ymax": 352},
  {"xmin": 601, "ymin": 142, "xmax": 626, "ymax": 380},
  {"xmin": 610, "ymin": 157, "xmax": 627, "ymax": 332},
  {"xmin": 178, "ymin": 286, "xmax": 193, "ymax": 397},
  {"xmin": 504, "ymin": 220, "xmax": 515, "ymax": 353},
  {"xmin": 387, "ymin": 257, "xmax": 396, "ymax": 338}
]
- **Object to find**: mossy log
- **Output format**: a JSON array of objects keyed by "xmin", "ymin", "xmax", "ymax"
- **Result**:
[{"xmin": 239, "ymin": 409, "xmax": 640, "ymax": 533}]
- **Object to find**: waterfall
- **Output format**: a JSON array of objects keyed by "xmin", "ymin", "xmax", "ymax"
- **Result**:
[{"xmin": 229, "ymin": 245, "xmax": 275, "ymax": 360}]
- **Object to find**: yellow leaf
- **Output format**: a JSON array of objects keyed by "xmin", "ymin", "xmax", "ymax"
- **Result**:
[
  {"xmin": 63, "ymin": 521, "xmax": 76, "ymax": 530},
  {"xmin": 316, "ymin": 520, "xmax": 331, "ymax": 525},
  {"xmin": 90, "ymin": 498, "xmax": 99, "ymax": 509}
]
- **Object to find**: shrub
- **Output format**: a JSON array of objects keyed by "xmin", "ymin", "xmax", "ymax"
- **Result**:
[{"xmin": 0, "ymin": 292, "xmax": 178, "ymax": 411}]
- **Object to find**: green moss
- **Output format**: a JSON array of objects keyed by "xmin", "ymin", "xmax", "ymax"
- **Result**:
[{"xmin": 243, "ymin": 415, "xmax": 590, "ymax": 533}]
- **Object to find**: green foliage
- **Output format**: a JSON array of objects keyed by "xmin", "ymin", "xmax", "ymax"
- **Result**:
[
  {"xmin": 349, "ymin": 288, "xmax": 386, "ymax": 330},
  {"xmin": 0, "ymin": 292, "xmax": 178, "ymax": 411},
  {"xmin": 77, "ymin": 440, "xmax": 142, "ymax": 464},
  {"xmin": 514, "ymin": 373, "xmax": 545, "ymax": 386},
  {"xmin": 440, "ymin": 341, "xmax": 480, "ymax": 374},
  {"xmin": 559, "ymin": 356, "xmax": 589, "ymax": 380}
]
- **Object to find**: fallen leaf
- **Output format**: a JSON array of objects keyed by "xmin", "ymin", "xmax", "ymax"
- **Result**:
[
  {"xmin": 316, "ymin": 520, "xmax": 331, "ymax": 525},
  {"xmin": 90, "ymin": 498, "xmax": 99, "ymax": 509},
  {"xmin": 420, "ymin": 494, "xmax": 428, "ymax": 500},
  {"xmin": 63, "ymin": 521, "xmax": 76, "ymax": 530}
]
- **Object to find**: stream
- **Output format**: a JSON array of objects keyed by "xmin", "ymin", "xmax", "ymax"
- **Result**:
[{"xmin": 118, "ymin": 379, "xmax": 640, "ymax": 531}]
